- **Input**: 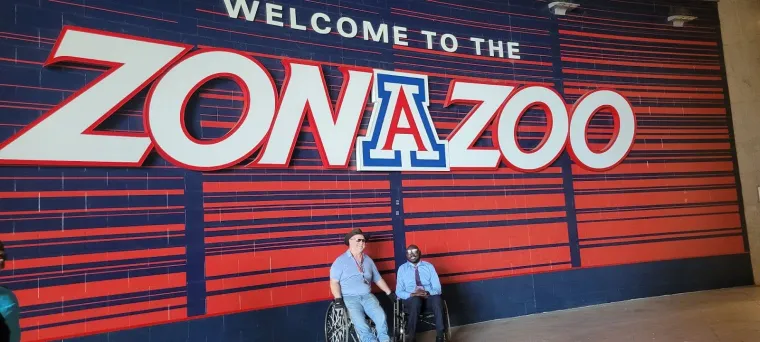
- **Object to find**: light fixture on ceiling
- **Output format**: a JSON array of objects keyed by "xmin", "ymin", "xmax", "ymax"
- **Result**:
[
  {"xmin": 667, "ymin": 15, "xmax": 698, "ymax": 27},
  {"xmin": 548, "ymin": 2, "xmax": 579, "ymax": 16}
]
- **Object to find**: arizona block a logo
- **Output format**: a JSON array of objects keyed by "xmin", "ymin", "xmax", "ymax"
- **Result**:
[
  {"xmin": 0, "ymin": 26, "xmax": 637, "ymax": 173},
  {"xmin": 357, "ymin": 71, "xmax": 449, "ymax": 171}
]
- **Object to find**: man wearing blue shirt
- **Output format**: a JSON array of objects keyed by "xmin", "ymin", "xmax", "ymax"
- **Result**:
[
  {"xmin": 330, "ymin": 229, "xmax": 396, "ymax": 342},
  {"xmin": 395, "ymin": 245, "xmax": 444, "ymax": 342}
]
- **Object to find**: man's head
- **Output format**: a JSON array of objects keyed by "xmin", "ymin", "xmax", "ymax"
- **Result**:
[
  {"xmin": 344, "ymin": 228, "xmax": 366, "ymax": 254},
  {"xmin": 0, "ymin": 241, "xmax": 6, "ymax": 270},
  {"xmin": 406, "ymin": 244, "xmax": 421, "ymax": 264}
]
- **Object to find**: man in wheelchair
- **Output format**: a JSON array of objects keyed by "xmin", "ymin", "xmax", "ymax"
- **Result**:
[
  {"xmin": 329, "ymin": 228, "xmax": 396, "ymax": 342},
  {"xmin": 395, "ymin": 245, "xmax": 445, "ymax": 342}
]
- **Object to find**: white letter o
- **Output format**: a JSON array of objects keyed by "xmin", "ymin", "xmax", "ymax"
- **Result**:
[
  {"xmin": 146, "ymin": 50, "xmax": 277, "ymax": 171},
  {"xmin": 568, "ymin": 90, "xmax": 636, "ymax": 171},
  {"xmin": 495, "ymin": 86, "xmax": 569, "ymax": 171}
]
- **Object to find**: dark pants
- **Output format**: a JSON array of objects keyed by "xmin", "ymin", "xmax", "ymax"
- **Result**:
[{"xmin": 403, "ymin": 295, "xmax": 444, "ymax": 337}]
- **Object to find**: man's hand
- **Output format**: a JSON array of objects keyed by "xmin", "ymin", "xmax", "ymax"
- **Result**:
[
  {"xmin": 333, "ymin": 298, "xmax": 345, "ymax": 309},
  {"xmin": 386, "ymin": 292, "xmax": 397, "ymax": 301},
  {"xmin": 412, "ymin": 289, "xmax": 429, "ymax": 297}
]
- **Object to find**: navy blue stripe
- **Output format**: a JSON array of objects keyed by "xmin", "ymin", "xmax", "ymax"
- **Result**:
[
  {"xmin": 580, "ymin": 227, "xmax": 742, "ymax": 242},
  {"xmin": 5, "ymin": 181, "xmax": 185, "ymax": 192},
  {"xmin": 206, "ymin": 236, "xmax": 395, "ymax": 254},
  {"xmin": 403, "ymin": 188, "xmax": 565, "ymax": 198},
  {"xmin": 205, "ymin": 231, "xmax": 394, "ymax": 249},
  {"xmin": 202, "ymin": 168, "xmax": 388, "ymax": 176},
  {"xmin": 581, "ymin": 232, "xmax": 743, "ymax": 249},
  {"xmin": 440, "ymin": 261, "xmax": 572, "ymax": 278},
  {"xmin": 0, "ymin": 195, "xmax": 185, "ymax": 213},
  {"xmin": 5, "ymin": 261, "xmax": 186, "ymax": 283},
  {"xmin": 0, "ymin": 207, "xmax": 181, "ymax": 223},
  {"xmin": 205, "ymin": 219, "xmax": 392, "ymax": 237},
  {"xmin": 20, "ymin": 287, "xmax": 187, "ymax": 317},
  {"xmin": 4, "ymin": 231, "xmax": 185, "ymax": 246},
  {"xmin": 0, "ymin": 207, "xmax": 182, "ymax": 221},
  {"xmin": 9, "ymin": 265, "xmax": 186, "ymax": 290},
  {"xmin": 0, "ymin": 168, "xmax": 185, "ymax": 179},
  {"xmin": 203, "ymin": 191, "xmax": 391, "ymax": 201},
  {"xmin": 204, "ymin": 212, "xmax": 392, "ymax": 229},
  {"xmin": 9, "ymin": 237, "xmax": 187, "ymax": 259},
  {"xmin": 550, "ymin": 11, "xmax": 581, "ymax": 269},
  {"xmin": 22, "ymin": 304, "xmax": 188, "ymax": 331},
  {"xmin": 401, "ymin": 173, "xmax": 562, "ymax": 180},
  {"xmin": 403, "ymin": 184, "xmax": 563, "ymax": 192},
  {"xmin": 408, "ymin": 216, "xmax": 568, "ymax": 231},
  {"xmin": 573, "ymin": 171, "xmax": 734, "ymax": 181},
  {"xmin": 578, "ymin": 210, "xmax": 739, "ymax": 224},
  {"xmin": 620, "ymin": 158, "xmax": 733, "ymax": 164},
  {"xmin": 628, "ymin": 151, "xmax": 732, "ymax": 157},
  {"xmin": 205, "ymin": 257, "xmax": 396, "ymax": 281},
  {"xmin": 207, "ymin": 269, "xmax": 394, "ymax": 297},
  {"xmin": 404, "ymin": 206, "xmax": 567, "ymax": 219},
  {"xmin": 634, "ymin": 121, "xmax": 728, "ymax": 128},
  {"xmin": 0, "ymin": 213, "xmax": 187, "ymax": 234},
  {"xmin": 202, "ymin": 174, "xmax": 390, "ymax": 182},
  {"xmin": 575, "ymin": 201, "xmax": 738, "ymax": 214},
  {"xmin": 565, "ymin": 63, "xmax": 722, "ymax": 77},
  {"xmin": 205, "ymin": 202, "xmax": 389, "ymax": 214},
  {"xmin": 630, "ymin": 138, "xmax": 729, "ymax": 144},
  {"xmin": 6, "ymin": 255, "xmax": 184, "ymax": 276},
  {"xmin": 185, "ymin": 171, "xmax": 207, "ymax": 317},
  {"xmin": 574, "ymin": 184, "xmax": 737, "ymax": 195},
  {"xmin": 426, "ymin": 242, "xmax": 569, "ymax": 259}
]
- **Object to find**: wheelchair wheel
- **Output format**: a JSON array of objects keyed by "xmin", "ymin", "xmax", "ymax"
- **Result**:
[
  {"xmin": 325, "ymin": 301, "xmax": 350, "ymax": 342},
  {"xmin": 324, "ymin": 301, "xmax": 378, "ymax": 342},
  {"xmin": 442, "ymin": 300, "xmax": 452, "ymax": 341},
  {"xmin": 392, "ymin": 299, "xmax": 407, "ymax": 342}
]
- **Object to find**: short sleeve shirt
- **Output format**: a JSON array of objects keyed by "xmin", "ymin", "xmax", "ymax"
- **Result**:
[{"xmin": 329, "ymin": 250, "xmax": 381, "ymax": 297}]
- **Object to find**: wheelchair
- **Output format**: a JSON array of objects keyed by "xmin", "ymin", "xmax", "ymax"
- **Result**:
[
  {"xmin": 392, "ymin": 296, "xmax": 452, "ymax": 342},
  {"xmin": 324, "ymin": 300, "xmax": 378, "ymax": 342},
  {"xmin": 324, "ymin": 296, "xmax": 452, "ymax": 342}
]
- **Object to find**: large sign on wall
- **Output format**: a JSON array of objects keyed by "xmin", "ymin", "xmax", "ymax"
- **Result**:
[{"xmin": 0, "ymin": 25, "xmax": 636, "ymax": 173}]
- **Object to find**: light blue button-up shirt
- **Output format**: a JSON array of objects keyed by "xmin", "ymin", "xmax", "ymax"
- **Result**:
[
  {"xmin": 395, "ymin": 260, "xmax": 442, "ymax": 300},
  {"xmin": 330, "ymin": 250, "xmax": 382, "ymax": 297}
]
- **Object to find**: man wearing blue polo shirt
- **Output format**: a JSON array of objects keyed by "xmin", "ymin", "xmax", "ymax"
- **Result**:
[
  {"xmin": 395, "ymin": 245, "xmax": 444, "ymax": 342},
  {"xmin": 330, "ymin": 228, "xmax": 396, "ymax": 342}
]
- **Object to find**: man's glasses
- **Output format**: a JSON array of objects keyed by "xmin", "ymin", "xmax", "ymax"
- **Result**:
[
  {"xmin": 406, "ymin": 250, "xmax": 419, "ymax": 255},
  {"xmin": 352, "ymin": 238, "xmax": 366, "ymax": 243}
]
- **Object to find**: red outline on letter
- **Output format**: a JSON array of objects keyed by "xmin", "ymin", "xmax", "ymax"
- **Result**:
[
  {"xmin": 144, "ymin": 48, "xmax": 278, "ymax": 171},
  {"xmin": 443, "ymin": 78, "xmax": 517, "ymax": 171},
  {"xmin": 0, "ymin": 25, "xmax": 193, "ymax": 167},
  {"xmin": 567, "ymin": 88, "xmax": 637, "ymax": 172},
  {"xmin": 492, "ymin": 85, "xmax": 568, "ymax": 173},
  {"xmin": 248, "ymin": 59, "xmax": 373, "ymax": 169}
]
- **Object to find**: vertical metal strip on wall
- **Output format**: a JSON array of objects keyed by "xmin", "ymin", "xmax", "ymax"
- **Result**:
[{"xmin": 548, "ymin": 7, "xmax": 582, "ymax": 268}]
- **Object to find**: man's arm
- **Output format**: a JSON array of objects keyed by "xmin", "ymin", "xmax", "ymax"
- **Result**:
[
  {"xmin": 330, "ymin": 279, "xmax": 342, "ymax": 299},
  {"xmin": 376, "ymin": 277, "xmax": 393, "ymax": 296},
  {"xmin": 329, "ymin": 263, "xmax": 342, "ymax": 299},
  {"xmin": 370, "ymin": 259, "xmax": 393, "ymax": 296},
  {"xmin": 427, "ymin": 263, "xmax": 442, "ymax": 296},
  {"xmin": 395, "ymin": 267, "xmax": 412, "ymax": 300}
]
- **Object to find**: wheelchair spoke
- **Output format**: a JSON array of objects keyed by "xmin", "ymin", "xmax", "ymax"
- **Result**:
[{"xmin": 325, "ymin": 305, "xmax": 351, "ymax": 342}]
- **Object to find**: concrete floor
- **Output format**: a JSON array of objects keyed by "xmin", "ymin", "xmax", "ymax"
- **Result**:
[{"xmin": 416, "ymin": 286, "xmax": 760, "ymax": 341}]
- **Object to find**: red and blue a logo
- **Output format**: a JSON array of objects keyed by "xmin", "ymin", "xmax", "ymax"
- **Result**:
[{"xmin": 356, "ymin": 70, "xmax": 450, "ymax": 171}]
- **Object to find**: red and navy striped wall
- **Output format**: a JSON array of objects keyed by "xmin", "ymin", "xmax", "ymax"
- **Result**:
[{"xmin": 0, "ymin": 0, "xmax": 752, "ymax": 341}]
